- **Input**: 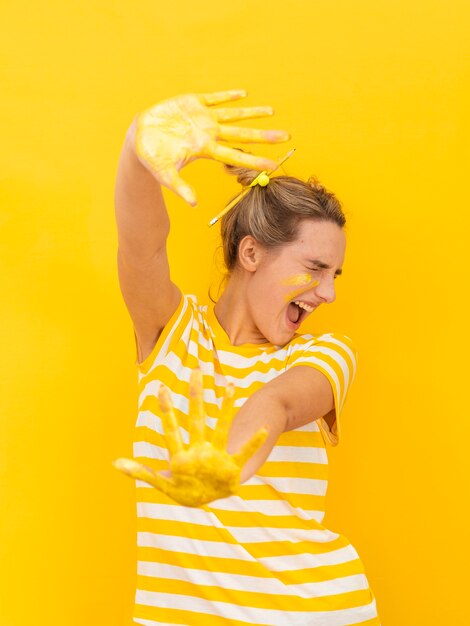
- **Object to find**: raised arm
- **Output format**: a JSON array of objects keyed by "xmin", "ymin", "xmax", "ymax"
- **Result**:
[
  {"xmin": 114, "ymin": 90, "xmax": 291, "ymax": 364},
  {"xmin": 115, "ymin": 118, "xmax": 181, "ymax": 364}
]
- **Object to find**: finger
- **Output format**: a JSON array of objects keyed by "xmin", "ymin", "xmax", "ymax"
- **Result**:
[
  {"xmin": 147, "ymin": 162, "xmax": 198, "ymax": 207},
  {"xmin": 158, "ymin": 384, "xmax": 185, "ymax": 455},
  {"xmin": 205, "ymin": 143, "xmax": 279, "ymax": 171},
  {"xmin": 189, "ymin": 368, "xmax": 205, "ymax": 445},
  {"xmin": 113, "ymin": 458, "xmax": 160, "ymax": 484},
  {"xmin": 212, "ymin": 106, "xmax": 274, "ymax": 123},
  {"xmin": 232, "ymin": 427, "xmax": 269, "ymax": 468},
  {"xmin": 113, "ymin": 458, "xmax": 177, "ymax": 494},
  {"xmin": 198, "ymin": 89, "xmax": 248, "ymax": 106},
  {"xmin": 211, "ymin": 382, "xmax": 235, "ymax": 450},
  {"xmin": 218, "ymin": 125, "xmax": 290, "ymax": 144}
]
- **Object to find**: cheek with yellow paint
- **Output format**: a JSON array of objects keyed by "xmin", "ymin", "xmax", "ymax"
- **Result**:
[{"xmin": 281, "ymin": 273, "xmax": 320, "ymax": 303}]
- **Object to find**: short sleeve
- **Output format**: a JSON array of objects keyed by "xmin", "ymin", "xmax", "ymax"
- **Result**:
[
  {"xmin": 136, "ymin": 293, "xmax": 196, "ymax": 375},
  {"xmin": 286, "ymin": 333, "xmax": 358, "ymax": 446}
]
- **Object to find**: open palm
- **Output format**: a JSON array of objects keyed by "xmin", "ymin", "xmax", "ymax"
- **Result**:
[
  {"xmin": 132, "ymin": 90, "xmax": 290, "ymax": 206},
  {"xmin": 113, "ymin": 369, "xmax": 267, "ymax": 507}
]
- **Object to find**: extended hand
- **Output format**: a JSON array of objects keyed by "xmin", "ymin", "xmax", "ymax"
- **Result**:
[
  {"xmin": 131, "ymin": 89, "xmax": 291, "ymax": 206},
  {"xmin": 113, "ymin": 369, "xmax": 268, "ymax": 507}
]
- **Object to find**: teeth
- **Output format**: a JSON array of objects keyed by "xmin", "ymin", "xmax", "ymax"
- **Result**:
[{"xmin": 294, "ymin": 300, "xmax": 314, "ymax": 313}]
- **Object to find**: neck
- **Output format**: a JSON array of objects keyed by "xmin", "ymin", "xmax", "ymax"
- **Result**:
[{"xmin": 214, "ymin": 274, "xmax": 269, "ymax": 346}]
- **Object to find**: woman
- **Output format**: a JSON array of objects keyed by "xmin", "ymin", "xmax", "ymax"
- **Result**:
[{"xmin": 114, "ymin": 90, "xmax": 381, "ymax": 625}]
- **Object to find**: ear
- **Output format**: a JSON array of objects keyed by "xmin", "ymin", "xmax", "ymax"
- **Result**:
[{"xmin": 238, "ymin": 235, "xmax": 266, "ymax": 273}]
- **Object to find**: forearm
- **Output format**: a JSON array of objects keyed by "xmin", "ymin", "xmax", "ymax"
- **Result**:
[
  {"xmin": 114, "ymin": 118, "xmax": 170, "ymax": 260},
  {"xmin": 227, "ymin": 388, "xmax": 288, "ymax": 483},
  {"xmin": 115, "ymin": 373, "xmax": 289, "ymax": 507}
]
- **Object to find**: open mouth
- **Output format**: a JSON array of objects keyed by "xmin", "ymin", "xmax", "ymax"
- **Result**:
[{"xmin": 286, "ymin": 301, "xmax": 309, "ymax": 328}]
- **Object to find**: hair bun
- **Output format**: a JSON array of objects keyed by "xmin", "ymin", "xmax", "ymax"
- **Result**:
[{"xmin": 223, "ymin": 149, "xmax": 262, "ymax": 187}]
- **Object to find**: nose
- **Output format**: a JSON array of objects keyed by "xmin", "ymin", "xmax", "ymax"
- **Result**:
[{"xmin": 313, "ymin": 276, "xmax": 336, "ymax": 304}]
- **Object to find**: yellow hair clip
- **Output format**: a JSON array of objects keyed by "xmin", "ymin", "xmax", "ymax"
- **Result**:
[
  {"xmin": 250, "ymin": 171, "xmax": 270, "ymax": 187},
  {"xmin": 208, "ymin": 148, "xmax": 295, "ymax": 227}
]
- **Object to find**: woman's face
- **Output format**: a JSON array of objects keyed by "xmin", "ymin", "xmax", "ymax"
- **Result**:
[{"xmin": 245, "ymin": 220, "xmax": 346, "ymax": 346}]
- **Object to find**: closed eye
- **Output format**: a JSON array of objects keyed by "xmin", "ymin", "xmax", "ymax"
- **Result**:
[{"xmin": 307, "ymin": 267, "xmax": 341, "ymax": 280}]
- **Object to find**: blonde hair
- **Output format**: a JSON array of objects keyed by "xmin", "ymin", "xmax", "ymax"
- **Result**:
[{"xmin": 209, "ymin": 161, "xmax": 346, "ymax": 303}]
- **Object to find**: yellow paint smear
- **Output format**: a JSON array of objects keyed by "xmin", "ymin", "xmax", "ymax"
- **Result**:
[
  {"xmin": 283, "ymin": 279, "xmax": 320, "ymax": 303},
  {"xmin": 281, "ymin": 273, "xmax": 313, "ymax": 287}
]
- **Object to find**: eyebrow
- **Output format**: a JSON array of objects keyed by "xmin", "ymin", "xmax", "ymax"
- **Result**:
[{"xmin": 307, "ymin": 259, "xmax": 343, "ymax": 276}]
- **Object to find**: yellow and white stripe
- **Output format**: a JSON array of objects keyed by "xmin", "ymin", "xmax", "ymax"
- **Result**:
[{"xmin": 132, "ymin": 294, "xmax": 380, "ymax": 625}]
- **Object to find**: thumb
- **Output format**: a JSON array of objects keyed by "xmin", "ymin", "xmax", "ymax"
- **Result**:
[{"xmin": 158, "ymin": 164, "xmax": 198, "ymax": 207}]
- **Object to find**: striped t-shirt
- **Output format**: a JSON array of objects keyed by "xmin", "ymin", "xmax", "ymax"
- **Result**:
[{"xmin": 132, "ymin": 293, "xmax": 381, "ymax": 626}]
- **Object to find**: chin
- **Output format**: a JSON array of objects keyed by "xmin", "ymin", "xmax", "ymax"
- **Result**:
[
  {"xmin": 259, "ymin": 317, "xmax": 296, "ymax": 347},
  {"xmin": 268, "ymin": 329, "xmax": 296, "ymax": 348}
]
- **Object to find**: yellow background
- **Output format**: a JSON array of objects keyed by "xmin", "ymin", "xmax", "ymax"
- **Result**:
[{"xmin": 1, "ymin": 1, "xmax": 468, "ymax": 624}]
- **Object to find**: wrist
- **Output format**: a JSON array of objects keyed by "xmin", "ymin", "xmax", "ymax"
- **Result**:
[
  {"xmin": 227, "ymin": 388, "xmax": 287, "ymax": 481},
  {"xmin": 124, "ymin": 119, "xmax": 138, "ymax": 156}
]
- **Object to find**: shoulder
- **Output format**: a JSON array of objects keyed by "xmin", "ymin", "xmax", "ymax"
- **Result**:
[
  {"xmin": 137, "ymin": 293, "xmax": 202, "ymax": 374},
  {"xmin": 284, "ymin": 331, "xmax": 358, "ymax": 391},
  {"xmin": 287, "ymin": 331, "xmax": 358, "ymax": 360}
]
